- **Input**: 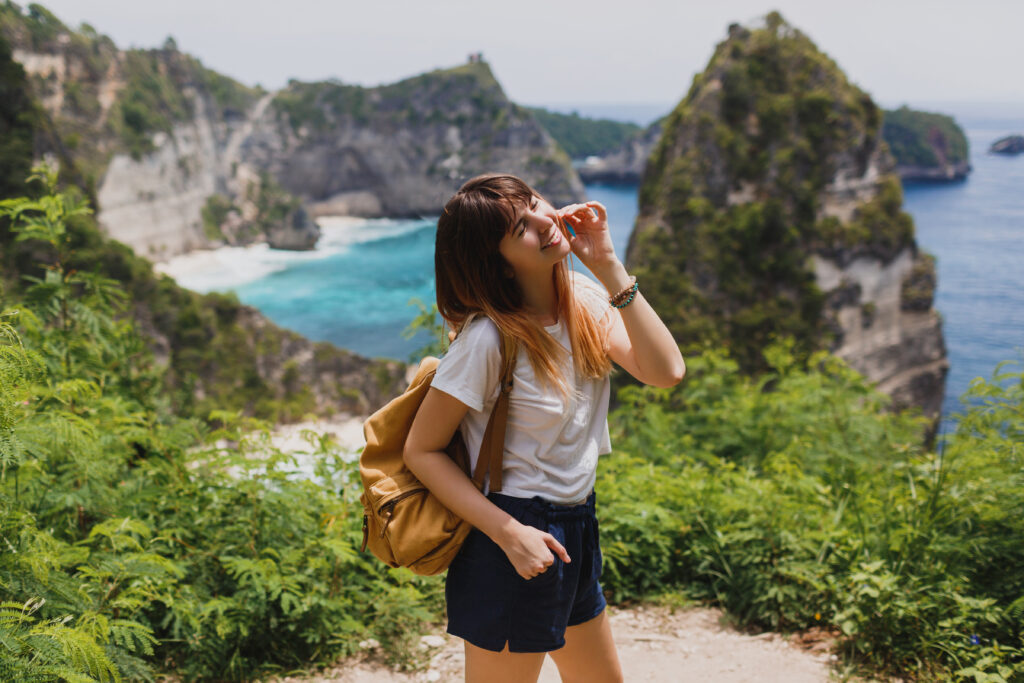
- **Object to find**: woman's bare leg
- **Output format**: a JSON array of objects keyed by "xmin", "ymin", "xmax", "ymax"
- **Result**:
[
  {"xmin": 464, "ymin": 640, "xmax": 546, "ymax": 683},
  {"xmin": 548, "ymin": 609, "xmax": 623, "ymax": 683}
]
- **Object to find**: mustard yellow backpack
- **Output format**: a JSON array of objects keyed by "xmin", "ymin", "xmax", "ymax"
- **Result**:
[{"xmin": 359, "ymin": 335, "xmax": 515, "ymax": 575}]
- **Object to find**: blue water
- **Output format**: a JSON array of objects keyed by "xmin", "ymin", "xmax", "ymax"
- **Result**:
[
  {"xmin": 902, "ymin": 121, "xmax": 1024, "ymax": 421},
  {"xmin": 216, "ymin": 185, "xmax": 643, "ymax": 363},
  {"xmin": 233, "ymin": 219, "xmax": 438, "ymax": 361},
  {"xmin": 179, "ymin": 118, "xmax": 1024, "ymax": 421}
]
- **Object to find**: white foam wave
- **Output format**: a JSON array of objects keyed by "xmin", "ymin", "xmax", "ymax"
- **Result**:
[
  {"xmin": 317, "ymin": 216, "xmax": 434, "ymax": 249},
  {"xmin": 154, "ymin": 216, "xmax": 434, "ymax": 292}
]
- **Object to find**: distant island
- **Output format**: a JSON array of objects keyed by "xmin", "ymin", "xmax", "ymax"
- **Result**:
[
  {"xmin": 882, "ymin": 106, "xmax": 971, "ymax": 181},
  {"xmin": 990, "ymin": 135, "xmax": 1024, "ymax": 155},
  {"xmin": 547, "ymin": 104, "xmax": 971, "ymax": 185}
]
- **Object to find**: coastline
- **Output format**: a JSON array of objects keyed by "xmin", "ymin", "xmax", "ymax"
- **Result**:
[{"xmin": 153, "ymin": 215, "xmax": 419, "ymax": 293}]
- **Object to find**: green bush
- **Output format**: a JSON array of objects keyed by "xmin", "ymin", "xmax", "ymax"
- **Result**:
[
  {"xmin": 598, "ymin": 345, "xmax": 1024, "ymax": 679},
  {"xmin": 3, "ymin": 166, "xmax": 1021, "ymax": 681},
  {"xmin": 0, "ymin": 169, "xmax": 443, "ymax": 680}
]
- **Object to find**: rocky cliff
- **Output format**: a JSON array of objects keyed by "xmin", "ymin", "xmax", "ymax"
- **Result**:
[
  {"xmin": 0, "ymin": 5, "xmax": 408, "ymax": 420},
  {"xmin": 577, "ymin": 119, "xmax": 663, "ymax": 184},
  {"xmin": 626, "ymin": 13, "xmax": 947, "ymax": 419},
  {"xmin": 245, "ymin": 63, "xmax": 583, "ymax": 219},
  {"xmin": 2, "ymin": 5, "xmax": 583, "ymax": 259}
]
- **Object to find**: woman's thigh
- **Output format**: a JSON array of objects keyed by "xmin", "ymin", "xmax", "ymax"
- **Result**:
[
  {"xmin": 464, "ymin": 640, "xmax": 546, "ymax": 683},
  {"xmin": 548, "ymin": 609, "xmax": 623, "ymax": 683}
]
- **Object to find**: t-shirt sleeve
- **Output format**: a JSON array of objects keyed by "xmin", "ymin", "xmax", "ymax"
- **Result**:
[
  {"xmin": 430, "ymin": 317, "xmax": 502, "ymax": 412},
  {"xmin": 571, "ymin": 270, "xmax": 612, "ymax": 330}
]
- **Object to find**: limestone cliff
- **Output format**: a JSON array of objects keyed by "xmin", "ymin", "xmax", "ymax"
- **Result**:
[
  {"xmin": 2, "ymin": 4, "xmax": 583, "ymax": 259},
  {"xmin": 627, "ymin": 13, "xmax": 947, "ymax": 419},
  {"xmin": 244, "ymin": 63, "xmax": 583, "ymax": 219},
  {"xmin": 0, "ymin": 5, "xmax": 408, "ymax": 420}
]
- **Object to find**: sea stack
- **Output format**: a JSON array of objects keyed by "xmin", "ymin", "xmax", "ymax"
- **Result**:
[
  {"xmin": 627, "ymin": 13, "xmax": 948, "ymax": 420},
  {"xmin": 990, "ymin": 135, "xmax": 1024, "ymax": 155}
]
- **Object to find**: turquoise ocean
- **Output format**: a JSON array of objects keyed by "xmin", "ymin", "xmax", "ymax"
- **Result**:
[{"xmin": 162, "ymin": 111, "xmax": 1024, "ymax": 428}]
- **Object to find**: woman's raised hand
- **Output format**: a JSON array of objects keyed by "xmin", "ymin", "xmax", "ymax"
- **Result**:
[
  {"xmin": 558, "ymin": 201, "xmax": 617, "ymax": 270},
  {"xmin": 498, "ymin": 520, "xmax": 571, "ymax": 580}
]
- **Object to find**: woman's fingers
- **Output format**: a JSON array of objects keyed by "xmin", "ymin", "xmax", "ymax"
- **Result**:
[
  {"xmin": 560, "ymin": 202, "xmax": 606, "ymax": 231},
  {"xmin": 545, "ymin": 533, "xmax": 571, "ymax": 564},
  {"xmin": 586, "ymin": 200, "xmax": 608, "ymax": 223}
]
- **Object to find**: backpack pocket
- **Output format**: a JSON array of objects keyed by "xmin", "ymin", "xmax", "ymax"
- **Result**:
[{"xmin": 361, "ymin": 473, "xmax": 466, "ymax": 571}]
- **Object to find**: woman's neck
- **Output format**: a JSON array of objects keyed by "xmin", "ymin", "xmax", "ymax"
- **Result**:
[{"xmin": 517, "ymin": 271, "xmax": 558, "ymax": 326}]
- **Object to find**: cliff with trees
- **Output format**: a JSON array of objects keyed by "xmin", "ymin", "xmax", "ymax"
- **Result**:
[
  {"xmin": 626, "ymin": 13, "xmax": 947, "ymax": 419},
  {"xmin": 1, "ymin": 3, "xmax": 582, "ymax": 260}
]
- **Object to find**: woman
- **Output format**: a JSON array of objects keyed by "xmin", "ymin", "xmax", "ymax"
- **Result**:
[{"xmin": 405, "ymin": 174, "xmax": 684, "ymax": 682}]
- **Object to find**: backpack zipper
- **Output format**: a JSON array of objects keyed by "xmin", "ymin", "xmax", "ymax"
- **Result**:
[{"xmin": 378, "ymin": 487, "xmax": 427, "ymax": 537}]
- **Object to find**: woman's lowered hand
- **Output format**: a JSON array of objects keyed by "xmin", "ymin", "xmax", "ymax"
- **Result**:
[{"xmin": 496, "ymin": 519, "xmax": 571, "ymax": 580}]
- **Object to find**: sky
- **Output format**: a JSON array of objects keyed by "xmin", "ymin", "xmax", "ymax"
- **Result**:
[{"xmin": 30, "ymin": 0, "xmax": 1024, "ymax": 123}]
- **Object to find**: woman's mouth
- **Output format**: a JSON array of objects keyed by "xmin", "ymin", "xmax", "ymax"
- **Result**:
[{"xmin": 541, "ymin": 231, "xmax": 561, "ymax": 250}]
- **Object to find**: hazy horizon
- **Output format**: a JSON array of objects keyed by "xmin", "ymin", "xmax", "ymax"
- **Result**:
[{"xmin": 18, "ymin": 0, "xmax": 1024, "ymax": 125}]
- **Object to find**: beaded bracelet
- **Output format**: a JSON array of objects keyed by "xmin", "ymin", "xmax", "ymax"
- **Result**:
[
  {"xmin": 608, "ymin": 276, "xmax": 636, "ymax": 305},
  {"xmin": 609, "ymin": 277, "xmax": 639, "ymax": 309},
  {"xmin": 612, "ymin": 283, "xmax": 638, "ymax": 309}
]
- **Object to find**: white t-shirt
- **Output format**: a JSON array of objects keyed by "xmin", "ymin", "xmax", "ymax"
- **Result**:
[{"xmin": 431, "ymin": 271, "xmax": 612, "ymax": 504}]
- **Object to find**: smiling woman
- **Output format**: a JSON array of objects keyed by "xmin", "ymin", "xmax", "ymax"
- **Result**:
[{"xmin": 402, "ymin": 173, "xmax": 684, "ymax": 682}]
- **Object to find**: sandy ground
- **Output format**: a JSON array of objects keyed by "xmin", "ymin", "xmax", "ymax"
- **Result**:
[
  {"xmin": 268, "ymin": 422, "xmax": 838, "ymax": 682},
  {"xmin": 269, "ymin": 415, "xmax": 367, "ymax": 458},
  {"xmin": 271, "ymin": 605, "xmax": 837, "ymax": 683}
]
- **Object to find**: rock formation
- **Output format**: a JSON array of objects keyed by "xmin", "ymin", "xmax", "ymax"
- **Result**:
[
  {"xmin": 990, "ymin": 135, "xmax": 1024, "ymax": 155},
  {"xmin": 2, "ymin": 5, "xmax": 583, "ymax": 260},
  {"xmin": 0, "ymin": 4, "xmax": 408, "ymax": 419},
  {"xmin": 626, "ymin": 13, "xmax": 947, "ymax": 419},
  {"xmin": 577, "ymin": 120, "xmax": 663, "ymax": 184},
  {"xmin": 244, "ymin": 62, "xmax": 583, "ymax": 220}
]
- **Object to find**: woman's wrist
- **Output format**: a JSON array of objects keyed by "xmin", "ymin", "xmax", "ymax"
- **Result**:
[
  {"xmin": 592, "ymin": 260, "xmax": 631, "ymax": 295},
  {"xmin": 482, "ymin": 510, "xmax": 522, "ymax": 549}
]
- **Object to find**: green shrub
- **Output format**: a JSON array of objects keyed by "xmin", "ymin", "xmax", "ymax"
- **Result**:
[
  {"xmin": 598, "ymin": 344, "xmax": 1024, "ymax": 679},
  {"xmin": 0, "ymin": 169, "xmax": 443, "ymax": 680}
]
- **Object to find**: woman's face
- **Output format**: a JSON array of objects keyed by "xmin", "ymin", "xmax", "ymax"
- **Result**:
[{"xmin": 498, "ymin": 194, "xmax": 571, "ymax": 280}]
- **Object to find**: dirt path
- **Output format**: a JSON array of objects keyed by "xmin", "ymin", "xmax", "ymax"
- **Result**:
[
  {"xmin": 275, "ymin": 605, "xmax": 835, "ymax": 682},
  {"xmin": 267, "ymin": 422, "xmax": 836, "ymax": 681}
]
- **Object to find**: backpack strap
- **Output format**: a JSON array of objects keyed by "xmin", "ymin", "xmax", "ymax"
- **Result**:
[{"xmin": 471, "ymin": 332, "xmax": 517, "ymax": 493}]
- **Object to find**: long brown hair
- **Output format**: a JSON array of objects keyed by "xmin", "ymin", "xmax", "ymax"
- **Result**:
[{"xmin": 435, "ymin": 174, "xmax": 611, "ymax": 394}]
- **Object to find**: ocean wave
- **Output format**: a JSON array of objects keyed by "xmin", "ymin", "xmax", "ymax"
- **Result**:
[{"xmin": 155, "ymin": 216, "xmax": 434, "ymax": 293}]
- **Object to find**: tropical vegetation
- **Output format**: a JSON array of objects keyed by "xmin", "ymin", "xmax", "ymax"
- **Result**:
[{"xmin": 526, "ymin": 107, "xmax": 642, "ymax": 159}]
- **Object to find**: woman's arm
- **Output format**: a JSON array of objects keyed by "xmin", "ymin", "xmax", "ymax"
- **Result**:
[
  {"xmin": 404, "ymin": 387, "xmax": 571, "ymax": 578},
  {"xmin": 561, "ymin": 201, "xmax": 685, "ymax": 387}
]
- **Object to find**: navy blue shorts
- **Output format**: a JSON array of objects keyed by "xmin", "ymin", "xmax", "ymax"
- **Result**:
[{"xmin": 445, "ymin": 491, "xmax": 606, "ymax": 653}]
